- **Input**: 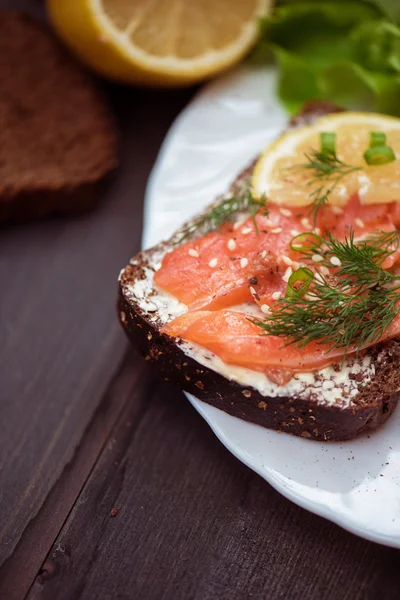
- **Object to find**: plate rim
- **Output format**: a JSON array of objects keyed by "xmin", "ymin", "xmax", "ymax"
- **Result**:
[{"xmin": 143, "ymin": 65, "xmax": 400, "ymax": 548}]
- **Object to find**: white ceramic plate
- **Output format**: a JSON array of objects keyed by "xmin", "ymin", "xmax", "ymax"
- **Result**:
[{"xmin": 143, "ymin": 66, "xmax": 400, "ymax": 547}]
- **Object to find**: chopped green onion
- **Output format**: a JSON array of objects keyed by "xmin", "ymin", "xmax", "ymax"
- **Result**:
[
  {"xmin": 285, "ymin": 267, "xmax": 314, "ymax": 299},
  {"xmin": 363, "ymin": 131, "xmax": 396, "ymax": 165},
  {"xmin": 290, "ymin": 232, "xmax": 322, "ymax": 252},
  {"xmin": 320, "ymin": 132, "xmax": 336, "ymax": 156},
  {"xmin": 369, "ymin": 131, "xmax": 387, "ymax": 147},
  {"xmin": 364, "ymin": 145, "xmax": 396, "ymax": 165}
]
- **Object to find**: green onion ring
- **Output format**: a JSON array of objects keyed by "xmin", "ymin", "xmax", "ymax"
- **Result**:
[
  {"xmin": 320, "ymin": 132, "xmax": 336, "ymax": 156},
  {"xmin": 285, "ymin": 267, "xmax": 314, "ymax": 299},
  {"xmin": 290, "ymin": 232, "xmax": 322, "ymax": 252},
  {"xmin": 364, "ymin": 145, "xmax": 396, "ymax": 165},
  {"xmin": 369, "ymin": 131, "xmax": 387, "ymax": 147}
]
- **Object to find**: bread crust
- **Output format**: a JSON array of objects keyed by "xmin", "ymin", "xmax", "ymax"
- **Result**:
[{"xmin": 117, "ymin": 101, "xmax": 400, "ymax": 441}]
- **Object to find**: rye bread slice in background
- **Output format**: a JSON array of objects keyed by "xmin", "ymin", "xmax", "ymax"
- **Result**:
[
  {"xmin": 0, "ymin": 11, "xmax": 118, "ymax": 223},
  {"xmin": 117, "ymin": 101, "xmax": 400, "ymax": 442}
]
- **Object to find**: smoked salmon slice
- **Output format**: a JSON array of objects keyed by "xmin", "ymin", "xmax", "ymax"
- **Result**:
[
  {"xmin": 163, "ymin": 308, "xmax": 400, "ymax": 376},
  {"xmin": 156, "ymin": 197, "xmax": 400, "ymax": 376},
  {"xmin": 163, "ymin": 310, "xmax": 350, "ymax": 372},
  {"xmin": 154, "ymin": 206, "xmax": 312, "ymax": 310}
]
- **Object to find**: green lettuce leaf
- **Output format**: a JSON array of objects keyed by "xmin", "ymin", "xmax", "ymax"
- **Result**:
[
  {"xmin": 273, "ymin": 47, "xmax": 322, "ymax": 113},
  {"xmin": 261, "ymin": 2, "xmax": 380, "ymax": 66},
  {"xmin": 351, "ymin": 20, "xmax": 400, "ymax": 72},
  {"xmin": 320, "ymin": 62, "xmax": 400, "ymax": 114},
  {"xmin": 256, "ymin": 1, "xmax": 400, "ymax": 114},
  {"xmin": 280, "ymin": 0, "xmax": 400, "ymax": 21},
  {"xmin": 367, "ymin": 0, "xmax": 400, "ymax": 21}
]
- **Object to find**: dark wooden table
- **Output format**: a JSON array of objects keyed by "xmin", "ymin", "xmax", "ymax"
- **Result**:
[{"xmin": 1, "ymin": 2, "xmax": 400, "ymax": 599}]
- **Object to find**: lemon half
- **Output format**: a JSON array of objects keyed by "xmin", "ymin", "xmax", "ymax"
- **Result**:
[
  {"xmin": 253, "ymin": 112, "xmax": 400, "ymax": 207},
  {"xmin": 48, "ymin": 0, "xmax": 272, "ymax": 86}
]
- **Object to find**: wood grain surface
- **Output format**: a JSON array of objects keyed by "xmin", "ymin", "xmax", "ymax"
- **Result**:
[
  {"xmin": 1, "ymin": 1, "xmax": 400, "ymax": 599},
  {"xmin": 26, "ymin": 382, "xmax": 400, "ymax": 600}
]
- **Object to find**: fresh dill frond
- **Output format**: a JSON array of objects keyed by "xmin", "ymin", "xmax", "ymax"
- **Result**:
[
  {"xmin": 296, "ymin": 150, "xmax": 362, "ymax": 226},
  {"xmin": 175, "ymin": 182, "xmax": 268, "ymax": 244},
  {"xmin": 251, "ymin": 228, "xmax": 400, "ymax": 357},
  {"xmin": 299, "ymin": 229, "xmax": 399, "ymax": 288},
  {"xmin": 252, "ymin": 284, "xmax": 399, "ymax": 355}
]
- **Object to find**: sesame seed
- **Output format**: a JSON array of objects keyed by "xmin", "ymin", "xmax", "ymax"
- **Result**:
[
  {"xmin": 332, "ymin": 206, "xmax": 344, "ymax": 215},
  {"xmin": 261, "ymin": 304, "xmax": 270, "ymax": 314},
  {"xmin": 188, "ymin": 249, "xmax": 199, "ymax": 258},
  {"xmin": 241, "ymin": 227, "xmax": 252, "ymax": 235},
  {"xmin": 271, "ymin": 227, "xmax": 282, "ymax": 234},
  {"xmin": 291, "ymin": 229, "xmax": 299, "ymax": 237},
  {"xmin": 312, "ymin": 254, "xmax": 324, "ymax": 262},
  {"xmin": 250, "ymin": 286, "xmax": 257, "ymax": 297},
  {"xmin": 330, "ymin": 256, "xmax": 341, "ymax": 267},
  {"xmin": 280, "ymin": 208, "xmax": 292, "ymax": 217},
  {"xmin": 282, "ymin": 266, "xmax": 293, "ymax": 282},
  {"xmin": 261, "ymin": 250, "xmax": 267, "ymax": 259},
  {"xmin": 292, "ymin": 261, "xmax": 301, "ymax": 270},
  {"xmin": 315, "ymin": 272, "xmax": 325, "ymax": 284},
  {"xmin": 355, "ymin": 218, "xmax": 365, "ymax": 228},
  {"xmin": 233, "ymin": 220, "xmax": 243, "ymax": 230},
  {"xmin": 282, "ymin": 255, "xmax": 293, "ymax": 266},
  {"xmin": 240, "ymin": 257, "xmax": 249, "ymax": 268},
  {"xmin": 227, "ymin": 238, "xmax": 236, "ymax": 251},
  {"xmin": 319, "ymin": 265, "xmax": 330, "ymax": 276},
  {"xmin": 265, "ymin": 219, "xmax": 275, "ymax": 227},
  {"xmin": 208, "ymin": 258, "xmax": 218, "ymax": 268},
  {"xmin": 301, "ymin": 217, "xmax": 311, "ymax": 228},
  {"xmin": 315, "ymin": 227, "xmax": 322, "ymax": 236},
  {"xmin": 272, "ymin": 291, "xmax": 281, "ymax": 300}
]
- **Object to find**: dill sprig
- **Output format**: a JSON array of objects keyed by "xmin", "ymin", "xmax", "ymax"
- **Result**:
[
  {"xmin": 251, "ymin": 229, "xmax": 400, "ymax": 356},
  {"xmin": 296, "ymin": 150, "xmax": 362, "ymax": 226},
  {"xmin": 301, "ymin": 229, "xmax": 398, "ymax": 289},
  {"xmin": 175, "ymin": 183, "xmax": 268, "ymax": 244}
]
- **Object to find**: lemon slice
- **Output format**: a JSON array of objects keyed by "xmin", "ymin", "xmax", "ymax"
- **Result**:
[
  {"xmin": 253, "ymin": 112, "xmax": 400, "ymax": 207},
  {"xmin": 47, "ymin": 0, "xmax": 271, "ymax": 86}
]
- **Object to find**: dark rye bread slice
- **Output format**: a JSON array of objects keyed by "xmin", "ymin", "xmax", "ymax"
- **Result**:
[
  {"xmin": 0, "ymin": 12, "xmax": 118, "ymax": 223},
  {"xmin": 118, "ymin": 102, "xmax": 400, "ymax": 442}
]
